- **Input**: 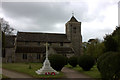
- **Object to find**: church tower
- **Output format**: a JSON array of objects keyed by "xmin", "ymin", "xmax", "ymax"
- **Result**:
[{"xmin": 65, "ymin": 15, "xmax": 82, "ymax": 56}]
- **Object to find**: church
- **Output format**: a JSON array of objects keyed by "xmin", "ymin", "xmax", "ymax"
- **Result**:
[{"xmin": 2, "ymin": 15, "xmax": 82, "ymax": 63}]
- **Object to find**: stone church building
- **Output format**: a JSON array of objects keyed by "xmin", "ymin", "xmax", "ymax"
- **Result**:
[{"xmin": 2, "ymin": 16, "xmax": 82, "ymax": 63}]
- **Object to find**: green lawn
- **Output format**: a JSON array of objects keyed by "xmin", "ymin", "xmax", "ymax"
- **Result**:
[
  {"xmin": 65, "ymin": 64, "xmax": 101, "ymax": 78},
  {"xmin": 0, "ymin": 74, "xmax": 8, "ymax": 78},
  {"xmin": 0, "ymin": 63, "xmax": 2, "ymax": 68},
  {"xmin": 0, "ymin": 74, "xmax": 2, "ymax": 78},
  {"xmin": 2, "ymin": 75, "xmax": 9, "ymax": 78},
  {"xmin": 2, "ymin": 63, "xmax": 65, "ymax": 78}
]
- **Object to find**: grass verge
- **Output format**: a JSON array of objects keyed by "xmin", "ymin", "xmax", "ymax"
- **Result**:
[
  {"xmin": 2, "ymin": 63, "xmax": 65, "ymax": 78},
  {"xmin": 0, "ymin": 74, "xmax": 9, "ymax": 78}
]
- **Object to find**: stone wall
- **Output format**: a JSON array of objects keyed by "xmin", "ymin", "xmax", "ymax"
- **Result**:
[
  {"xmin": 2, "ymin": 48, "xmax": 15, "ymax": 63},
  {"xmin": 15, "ymin": 53, "xmax": 43, "ymax": 63}
]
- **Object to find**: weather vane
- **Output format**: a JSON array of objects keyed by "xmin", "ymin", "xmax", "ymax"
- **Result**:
[{"xmin": 72, "ymin": 11, "xmax": 74, "ymax": 16}]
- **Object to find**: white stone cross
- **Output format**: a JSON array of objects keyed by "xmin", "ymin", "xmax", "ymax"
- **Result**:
[{"xmin": 36, "ymin": 42, "xmax": 59, "ymax": 75}]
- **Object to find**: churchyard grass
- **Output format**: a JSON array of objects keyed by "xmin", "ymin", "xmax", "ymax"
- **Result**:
[
  {"xmin": 2, "ymin": 63, "xmax": 65, "ymax": 78},
  {"xmin": 0, "ymin": 74, "xmax": 2, "ymax": 78},
  {"xmin": 1, "ymin": 75, "xmax": 9, "ymax": 78},
  {"xmin": 0, "ymin": 64, "xmax": 1, "ymax": 68},
  {"xmin": 0, "ymin": 74, "xmax": 8, "ymax": 78},
  {"xmin": 65, "ymin": 64, "xmax": 101, "ymax": 78}
]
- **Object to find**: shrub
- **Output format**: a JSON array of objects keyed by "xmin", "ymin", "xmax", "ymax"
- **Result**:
[
  {"xmin": 64, "ymin": 57, "xmax": 68, "ymax": 65},
  {"xmin": 97, "ymin": 52, "xmax": 112, "ymax": 71},
  {"xmin": 97, "ymin": 52, "xmax": 120, "ymax": 80},
  {"xmin": 48, "ymin": 54, "xmax": 68, "ymax": 71},
  {"xmin": 68, "ymin": 56, "xmax": 78, "ymax": 67},
  {"xmin": 78, "ymin": 55, "xmax": 95, "ymax": 71}
]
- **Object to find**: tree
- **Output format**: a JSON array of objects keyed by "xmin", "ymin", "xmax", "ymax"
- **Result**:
[
  {"xmin": 104, "ymin": 34, "xmax": 118, "ymax": 52},
  {"xmin": 78, "ymin": 55, "xmax": 95, "ymax": 71},
  {"xmin": 103, "ymin": 26, "xmax": 120, "ymax": 52},
  {"xmin": 112, "ymin": 26, "xmax": 120, "ymax": 52},
  {"xmin": 2, "ymin": 31, "xmax": 5, "ymax": 48},
  {"xmin": 82, "ymin": 42, "xmax": 88, "ymax": 55},
  {"xmin": 83, "ymin": 39, "xmax": 105, "ymax": 60},
  {"xmin": 0, "ymin": 18, "xmax": 16, "ymax": 58},
  {"xmin": 97, "ymin": 26, "xmax": 120, "ymax": 80},
  {"xmin": 0, "ymin": 18, "xmax": 15, "ymax": 35},
  {"xmin": 97, "ymin": 52, "xmax": 120, "ymax": 80}
]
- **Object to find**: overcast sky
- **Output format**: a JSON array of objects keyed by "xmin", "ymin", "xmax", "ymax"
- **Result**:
[{"xmin": 0, "ymin": 0, "xmax": 119, "ymax": 42}]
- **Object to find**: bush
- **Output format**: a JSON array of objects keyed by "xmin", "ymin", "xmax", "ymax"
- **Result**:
[
  {"xmin": 48, "ymin": 54, "xmax": 68, "ymax": 71},
  {"xmin": 78, "ymin": 55, "xmax": 95, "ymax": 71},
  {"xmin": 68, "ymin": 56, "xmax": 78, "ymax": 67},
  {"xmin": 97, "ymin": 52, "xmax": 120, "ymax": 80},
  {"xmin": 97, "ymin": 52, "xmax": 112, "ymax": 71}
]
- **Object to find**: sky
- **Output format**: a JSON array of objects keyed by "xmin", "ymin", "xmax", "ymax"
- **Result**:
[{"xmin": 0, "ymin": 0, "xmax": 119, "ymax": 42}]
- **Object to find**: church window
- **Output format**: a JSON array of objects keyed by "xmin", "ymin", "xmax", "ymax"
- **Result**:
[
  {"xmin": 60, "ymin": 42, "xmax": 63, "ymax": 46},
  {"xmin": 48, "ymin": 42, "xmax": 52, "ymax": 46},
  {"xmin": 73, "ymin": 27, "xmax": 76, "ymax": 33},
  {"xmin": 2, "ymin": 49, "xmax": 6, "ymax": 58},
  {"xmin": 25, "ymin": 42, "xmax": 28, "ymax": 45},
  {"xmin": 23, "ymin": 54, "xmax": 27, "ymax": 59},
  {"xmin": 37, "ymin": 53, "xmax": 40, "ymax": 59},
  {"xmin": 38, "ymin": 42, "xmax": 40, "ymax": 45}
]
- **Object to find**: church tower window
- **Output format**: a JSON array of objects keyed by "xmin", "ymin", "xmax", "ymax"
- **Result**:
[{"xmin": 73, "ymin": 27, "xmax": 76, "ymax": 33}]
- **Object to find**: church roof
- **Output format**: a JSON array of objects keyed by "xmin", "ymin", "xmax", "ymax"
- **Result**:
[
  {"xmin": 15, "ymin": 46, "xmax": 74, "ymax": 54},
  {"xmin": 15, "ymin": 46, "xmax": 46, "ymax": 53},
  {"xmin": 53, "ymin": 47, "xmax": 74, "ymax": 54},
  {"xmin": 17, "ymin": 32, "xmax": 70, "ymax": 43},
  {"xmin": 5, "ymin": 35, "xmax": 16, "ymax": 48},
  {"xmin": 69, "ymin": 16, "xmax": 78, "ymax": 22}
]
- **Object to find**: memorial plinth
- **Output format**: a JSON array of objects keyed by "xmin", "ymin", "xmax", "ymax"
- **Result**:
[{"xmin": 36, "ymin": 43, "xmax": 59, "ymax": 75}]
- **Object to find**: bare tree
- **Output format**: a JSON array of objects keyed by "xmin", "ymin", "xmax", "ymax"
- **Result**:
[{"xmin": 0, "ymin": 18, "xmax": 16, "ymax": 35}]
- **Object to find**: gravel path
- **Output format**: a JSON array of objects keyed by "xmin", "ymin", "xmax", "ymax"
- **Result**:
[
  {"xmin": 61, "ymin": 67, "xmax": 91, "ymax": 78},
  {"xmin": 2, "ymin": 68, "xmax": 32, "ymax": 78}
]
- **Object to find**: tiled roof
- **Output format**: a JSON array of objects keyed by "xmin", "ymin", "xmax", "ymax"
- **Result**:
[
  {"xmin": 5, "ymin": 35, "xmax": 16, "ymax": 48},
  {"xmin": 17, "ymin": 32, "xmax": 70, "ymax": 43},
  {"xmin": 69, "ymin": 16, "xmax": 78, "ymax": 22},
  {"xmin": 15, "ymin": 46, "xmax": 74, "ymax": 54},
  {"xmin": 15, "ymin": 46, "xmax": 46, "ymax": 53},
  {"xmin": 53, "ymin": 47, "xmax": 74, "ymax": 54}
]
